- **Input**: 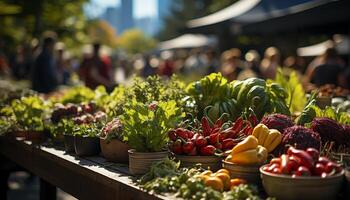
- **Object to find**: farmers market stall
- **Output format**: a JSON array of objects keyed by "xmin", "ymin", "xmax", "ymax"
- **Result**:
[{"xmin": 1, "ymin": 73, "xmax": 350, "ymax": 200}]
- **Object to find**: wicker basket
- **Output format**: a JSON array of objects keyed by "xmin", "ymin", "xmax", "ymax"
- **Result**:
[{"xmin": 128, "ymin": 150, "xmax": 168, "ymax": 175}]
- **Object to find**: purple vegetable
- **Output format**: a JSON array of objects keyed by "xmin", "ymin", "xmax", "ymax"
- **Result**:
[
  {"xmin": 282, "ymin": 125, "xmax": 321, "ymax": 152},
  {"xmin": 311, "ymin": 117, "xmax": 346, "ymax": 147},
  {"xmin": 261, "ymin": 114, "xmax": 294, "ymax": 133}
]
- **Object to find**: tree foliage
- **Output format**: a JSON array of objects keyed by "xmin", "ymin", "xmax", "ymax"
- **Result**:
[
  {"xmin": 0, "ymin": 0, "xmax": 88, "ymax": 52},
  {"xmin": 87, "ymin": 20, "xmax": 118, "ymax": 48},
  {"xmin": 118, "ymin": 29, "xmax": 157, "ymax": 55}
]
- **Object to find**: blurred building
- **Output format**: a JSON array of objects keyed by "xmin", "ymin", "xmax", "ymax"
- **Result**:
[
  {"xmin": 157, "ymin": 0, "xmax": 172, "ymax": 28},
  {"xmin": 102, "ymin": 7, "xmax": 121, "ymax": 33},
  {"xmin": 120, "ymin": 0, "xmax": 134, "ymax": 33}
]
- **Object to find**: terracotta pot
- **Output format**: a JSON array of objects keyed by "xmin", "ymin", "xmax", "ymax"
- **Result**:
[
  {"xmin": 74, "ymin": 136, "xmax": 100, "ymax": 156},
  {"xmin": 64, "ymin": 135, "xmax": 75, "ymax": 153},
  {"xmin": 128, "ymin": 150, "xmax": 168, "ymax": 175},
  {"xmin": 100, "ymin": 138, "xmax": 129, "ymax": 163},
  {"xmin": 175, "ymin": 155, "xmax": 221, "ymax": 171}
]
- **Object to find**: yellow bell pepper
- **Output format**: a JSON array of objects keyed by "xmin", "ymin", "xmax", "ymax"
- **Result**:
[
  {"xmin": 264, "ymin": 129, "xmax": 282, "ymax": 152},
  {"xmin": 252, "ymin": 124, "xmax": 270, "ymax": 145},
  {"xmin": 231, "ymin": 135, "xmax": 258, "ymax": 155},
  {"xmin": 252, "ymin": 124, "xmax": 282, "ymax": 153},
  {"xmin": 228, "ymin": 145, "xmax": 268, "ymax": 165}
]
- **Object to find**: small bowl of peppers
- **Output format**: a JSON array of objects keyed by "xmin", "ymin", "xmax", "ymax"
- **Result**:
[{"xmin": 260, "ymin": 147, "xmax": 344, "ymax": 200}]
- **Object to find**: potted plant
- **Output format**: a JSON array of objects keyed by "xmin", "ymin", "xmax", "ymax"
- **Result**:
[
  {"xmin": 122, "ymin": 100, "xmax": 184, "ymax": 175},
  {"xmin": 73, "ymin": 122, "xmax": 101, "ymax": 156},
  {"xmin": 9, "ymin": 96, "xmax": 47, "ymax": 141},
  {"xmin": 99, "ymin": 118, "xmax": 129, "ymax": 163}
]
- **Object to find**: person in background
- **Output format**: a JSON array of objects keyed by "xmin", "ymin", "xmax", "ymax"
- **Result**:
[
  {"xmin": 245, "ymin": 50, "xmax": 261, "ymax": 77},
  {"xmin": 204, "ymin": 49, "xmax": 220, "ymax": 75},
  {"xmin": 79, "ymin": 43, "xmax": 114, "ymax": 89},
  {"xmin": 260, "ymin": 47, "xmax": 281, "ymax": 79},
  {"xmin": 31, "ymin": 36, "xmax": 59, "ymax": 93},
  {"xmin": 306, "ymin": 48, "xmax": 344, "ymax": 86},
  {"xmin": 142, "ymin": 54, "xmax": 156, "ymax": 77},
  {"xmin": 158, "ymin": 50, "xmax": 175, "ymax": 77},
  {"xmin": 220, "ymin": 48, "xmax": 244, "ymax": 81},
  {"xmin": 0, "ymin": 40, "xmax": 10, "ymax": 77}
]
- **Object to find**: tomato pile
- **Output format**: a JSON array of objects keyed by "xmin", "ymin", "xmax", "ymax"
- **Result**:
[
  {"xmin": 168, "ymin": 114, "xmax": 258, "ymax": 156},
  {"xmin": 262, "ymin": 147, "xmax": 343, "ymax": 177}
]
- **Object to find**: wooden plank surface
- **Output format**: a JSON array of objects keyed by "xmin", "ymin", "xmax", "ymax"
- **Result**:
[{"xmin": 0, "ymin": 137, "xmax": 176, "ymax": 200}]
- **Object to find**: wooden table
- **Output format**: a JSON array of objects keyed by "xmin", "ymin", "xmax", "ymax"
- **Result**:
[{"xmin": 0, "ymin": 137, "xmax": 172, "ymax": 200}]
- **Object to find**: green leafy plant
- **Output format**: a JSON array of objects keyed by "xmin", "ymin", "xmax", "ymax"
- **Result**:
[
  {"xmin": 10, "ymin": 96, "xmax": 47, "ymax": 131},
  {"xmin": 73, "ymin": 123, "xmax": 101, "ymax": 137},
  {"xmin": 122, "ymin": 100, "xmax": 184, "ymax": 152},
  {"xmin": 273, "ymin": 68, "xmax": 307, "ymax": 113},
  {"xmin": 53, "ymin": 86, "xmax": 95, "ymax": 104}
]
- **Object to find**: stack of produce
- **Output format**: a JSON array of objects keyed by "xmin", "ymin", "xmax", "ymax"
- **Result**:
[
  {"xmin": 225, "ymin": 136, "xmax": 268, "ymax": 165},
  {"xmin": 280, "ymin": 126, "xmax": 321, "ymax": 153},
  {"xmin": 187, "ymin": 73, "xmax": 290, "ymax": 123},
  {"xmin": 262, "ymin": 147, "xmax": 343, "ymax": 177},
  {"xmin": 260, "ymin": 114, "xmax": 294, "ymax": 133},
  {"xmin": 169, "ymin": 114, "xmax": 257, "ymax": 156},
  {"xmin": 196, "ymin": 169, "xmax": 246, "ymax": 191}
]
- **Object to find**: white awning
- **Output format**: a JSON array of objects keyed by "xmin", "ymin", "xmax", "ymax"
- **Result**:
[
  {"xmin": 187, "ymin": 0, "xmax": 261, "ymax": 28},
  {"xmin": 297, "ymin": 35, "xmax": 350, "ymax": 56},
  {"xmin": 158, "ymin": 34, "xmax": 217, "ymax": 50}
]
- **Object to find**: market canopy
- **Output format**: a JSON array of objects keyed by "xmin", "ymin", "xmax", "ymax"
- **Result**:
[
  {"xmin": 240, "ymin": 0, "xmax": 350, "ymax": 34},
  {"xmin": 158, "ymin": 34, "xmax": 217, "ymax": 50},
  {"xmin": 186, "ymin": 0, "xmax": 312, "ymax": 33},
  {"xmin": 297, "ymin": 35, "xmax": 350, "ymax": 57},
  {"xmin": 186, "ymin": 0, "xmax": 261, "ymax": 28}
]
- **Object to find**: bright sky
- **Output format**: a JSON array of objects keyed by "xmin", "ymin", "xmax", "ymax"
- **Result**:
[{"xmin": 86, "ymin": 0, "xmax": 158, "ymax": 18}]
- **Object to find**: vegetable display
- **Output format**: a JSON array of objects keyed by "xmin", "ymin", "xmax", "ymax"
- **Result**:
[
  {"xmin": 262, "ymin": 147, "xmax": 343, "ymax": 177},
  {"xmin": 1, "ymin": 72, "xmax": 350, "ymax": 200}
]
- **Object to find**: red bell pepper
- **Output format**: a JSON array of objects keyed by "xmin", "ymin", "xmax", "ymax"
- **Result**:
[
  {"xmin": 248, "ymin": 114, "xmax": 258, "ymax": 127},
  {"xmin": 294, "ymin": 166, "xmax": 311, "ymax": 176},
  {"xmin": 318, "ymin": 157, "xmax": 332, "ymax": 166},
  {"xmin": 313, "ymin": 163, "xmax": 326, "ymax": 176},
  {"xmin": 209, "ymin": 133, "xmax": 220, "ymax": 145},
  {"xmin": 171, "ymin": 139, "xmax": 183, "ymax": 155},
  {"xmin": 200, "ymin": 145, "xmax": 216, "ymax": 156},
  {"xmin": 175, "ymin": 128, "xmax": 189, "ymax": 139},
  {"xmin": 287, "ymin": 147, "xmax": 315, "ymax": 169},
  {"xmin": 222, "ymin": 138, "xmax": 236, "ymax": 150},
  {"xmin": 182, "ymin": 141, "xmax": 195, "ymax": 154},
  {"xmin": 214, "ymin": 142, "xmax": 223, "ymax": 150},
  {"xmin": 168, "ymin": 130, "xmax": 177, "ymax": 141},
  {"xmin": 306, "ymin": 148, "xmax": 319, "ymax": 163},
  {"xmin": 195, "ymin": 136, "xmax": 207, "ymax": 147}
]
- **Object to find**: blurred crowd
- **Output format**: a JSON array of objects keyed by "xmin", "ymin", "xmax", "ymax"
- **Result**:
[{"xmin": 0, "ymin": 33, "xmax": 350, "ymax": 94}]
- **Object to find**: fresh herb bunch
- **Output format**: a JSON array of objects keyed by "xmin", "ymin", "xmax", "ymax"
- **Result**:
[
  {"xmin": 10, "ymin": 96, "xmax": 47, "ymax": 131},
  {"xmin": 122, "ymin": 100, "xmax": 184, "ymax": 152},
  {"xmin": 73, "ymin": 122, "xmax": 101, "ymax": 137},
  {"xmin": 108, "ymin": 75, "xmax": 188, "ymax": 118}
]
